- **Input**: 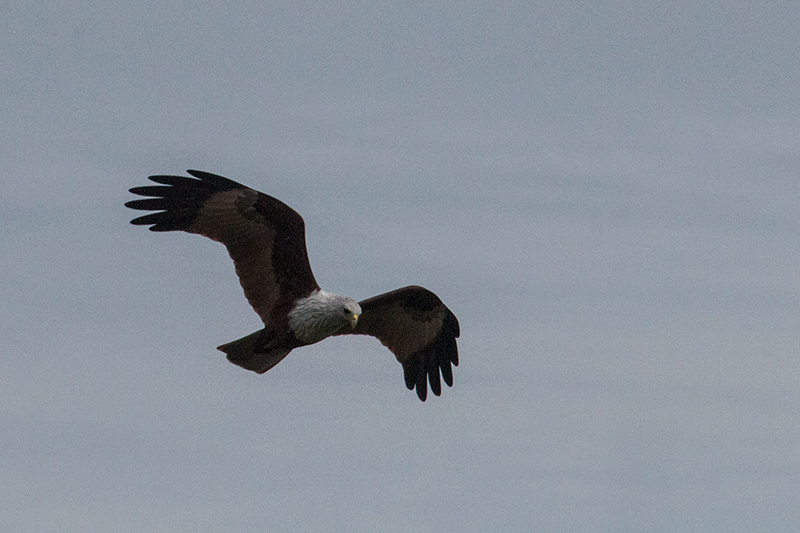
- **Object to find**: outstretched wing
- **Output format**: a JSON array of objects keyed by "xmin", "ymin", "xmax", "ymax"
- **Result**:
[
  {"xmin": 339, "ymin": 285, "xmax": 460, "ymax": 401},
  {"xmin": 125, "ymin": 170, "xmax": 319, "ymax": 325}
]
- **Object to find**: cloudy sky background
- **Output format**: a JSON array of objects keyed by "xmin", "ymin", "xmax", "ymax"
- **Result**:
[{"xmin": 3, "ymin": 1, "xmax": 800, "ymax": 531}]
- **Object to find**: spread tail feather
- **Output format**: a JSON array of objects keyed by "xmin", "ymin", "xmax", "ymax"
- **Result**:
[{"xmin": 217, "ymin": 329, "xmax": 293, "ymax": 374}]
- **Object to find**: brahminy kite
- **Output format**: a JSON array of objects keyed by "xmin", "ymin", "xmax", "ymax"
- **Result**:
[{"xmin": 125, "ymin": 170, "xmax": 459, "ymax": 400}]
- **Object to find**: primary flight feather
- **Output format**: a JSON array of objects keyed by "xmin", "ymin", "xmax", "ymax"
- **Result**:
[{"xmin": 125, "ymin": 170, "xmax": 459, "ymax": 400}]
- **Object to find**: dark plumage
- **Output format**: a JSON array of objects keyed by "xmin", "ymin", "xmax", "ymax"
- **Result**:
[{"xmin": 126, "ymin": 170, "xmax": 460, "ymax": 401}]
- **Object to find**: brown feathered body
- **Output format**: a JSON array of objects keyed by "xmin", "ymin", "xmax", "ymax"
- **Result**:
[{"xmin": 126, "ymin": 170, "xmax": 459, "ymax": 400}]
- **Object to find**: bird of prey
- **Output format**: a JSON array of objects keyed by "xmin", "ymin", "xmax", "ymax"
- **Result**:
[{"xmin": 125, "ymin": 170, "xmax": 459, "ymax": 400}]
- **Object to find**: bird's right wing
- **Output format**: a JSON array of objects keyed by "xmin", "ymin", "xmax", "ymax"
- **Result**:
[{"xmin": 339, "ymin": 286, "xmax": 460, "ymax": 401}]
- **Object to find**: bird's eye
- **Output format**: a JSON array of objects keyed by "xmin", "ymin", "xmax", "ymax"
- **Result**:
[{"xmin": 342, "ymin": 306, "xmax": 350, "ymax": 315}]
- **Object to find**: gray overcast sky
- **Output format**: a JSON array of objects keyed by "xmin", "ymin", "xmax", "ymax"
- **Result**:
[{"xmin": 3, "ymin": 1, "xmax": 800, "ymax": 531}]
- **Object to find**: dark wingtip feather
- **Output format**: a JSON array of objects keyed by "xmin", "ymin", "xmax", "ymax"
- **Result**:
[
  {"xmin": 400, "ymin": 307, "xmax": 460, "ymax": 402},
  {"xmin": 403, "ymin": 357, "xmax": 427, "ymax": 401},
  {"xmin": 415, "ymin": 369, "xmax": 428, "ymax": 401},
  {"xmin": 427, "ymin": 353, "xmax": 442, "ymax": 397},
  {"xmin": 441, "ymin": 362, "xmax": 453, "ymax": 388},
  {"xmin": 125, "ymin": 198, "xmax": 169, "ymax": 211},
  {"xmin": 128, "ymin": 185, "xmax": 174, "ymax": 197},
  {"xmin": 186, "ymin": 169, "xmax": 243, "ymax": 190},
  {"xmin": 125, "ymin": 170, "xmax": 247, "ymax": 232},
  {"xmin": 129, "ymin": 212, "xmax": 167, "ymax": 225},
  {"xmin": 403, "ymin": 357, "xmax": 419, "ymax": 390}
]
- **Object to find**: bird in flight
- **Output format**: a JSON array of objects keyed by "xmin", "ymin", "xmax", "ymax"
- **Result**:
[{"xmin": 125, "ymin": 170, "xmax": 459, "ymax": 400}]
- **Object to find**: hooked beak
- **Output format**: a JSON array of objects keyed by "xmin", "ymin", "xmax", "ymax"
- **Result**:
[{"xmin": 350, "ymin": 314, "xmax": 359, "ymax": 328}]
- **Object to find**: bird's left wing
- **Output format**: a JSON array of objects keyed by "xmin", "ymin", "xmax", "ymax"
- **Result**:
[
  {"xmin": 125, "ymin": 170, "xmax": 319, "ymax": 325},
  {"xmin": 338, "ymin": 285, "xmax": 460, "ymax": 401}
]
